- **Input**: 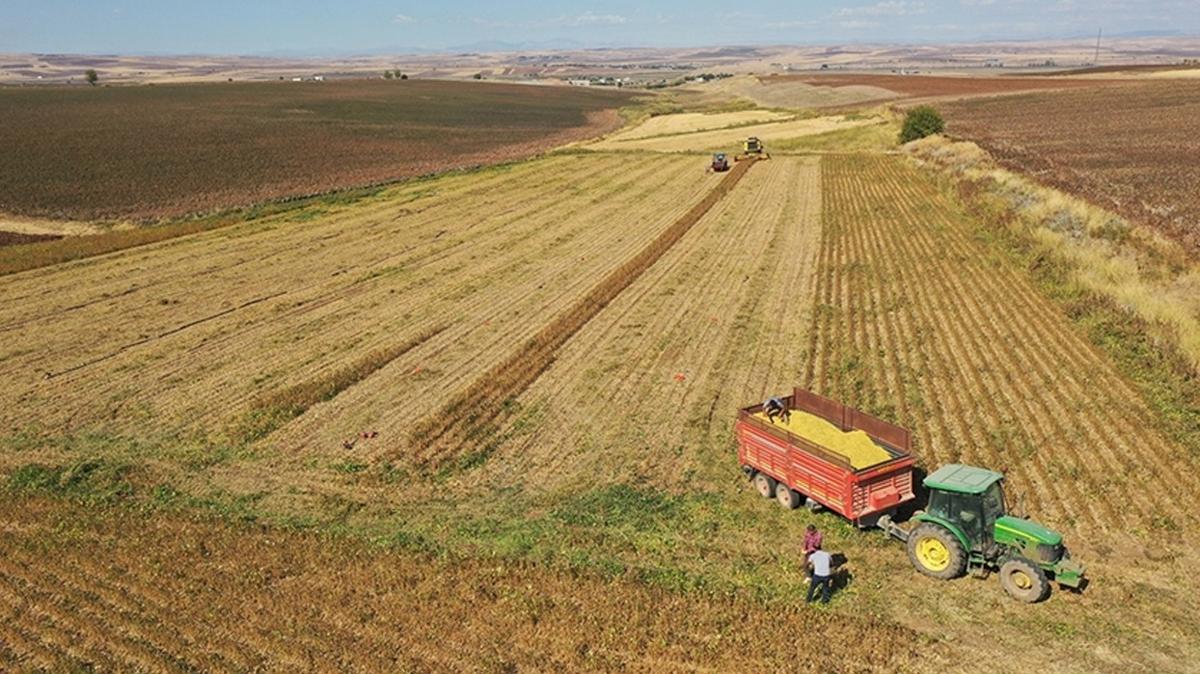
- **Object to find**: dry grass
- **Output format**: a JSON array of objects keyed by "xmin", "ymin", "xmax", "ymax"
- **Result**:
[
  {"xmin": 680, "ymin": 74, "xmax": 898, "ymax": 110},
  {"xmin": 771, "ymin": 73, "xmax": 1121, "ymax": 100},
  {"xmin": 238, "ymin": 325, "xmax": 447, "ymax": 443}
]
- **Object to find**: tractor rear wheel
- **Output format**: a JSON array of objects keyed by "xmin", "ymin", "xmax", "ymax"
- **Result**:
[
  {"xmin": 999, "ymin": 557, "xmax": 1050, "ymax": 603},
  {"xmin": 775, "ymin": 483, "xmax": 801, "ymax": 510},
  {"xmin": 753, "ymin": 472, "xmax": 776, "ymax": 499},
  {"xmin": 906, "ymin": 523, "xmax": 966, "ymax": 580}
]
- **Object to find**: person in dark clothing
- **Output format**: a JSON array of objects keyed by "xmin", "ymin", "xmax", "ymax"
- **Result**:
[
  {"xmin": 806, "ymin": 544, "xmax": 833, "ymax": 604},
  {"xmin": 763, "ymin": 396, "xmax": 790, "ymax": 423}
]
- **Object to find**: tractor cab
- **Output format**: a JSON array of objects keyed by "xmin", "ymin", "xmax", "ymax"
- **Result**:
[
  {"xmin": 710, "ymin": 152, "xmax": 730, "ymax": 172},
  {"xmin": 906, "ymin": 464, "xmax": 1085, "ymax": 602},
  {"xmin": 923, "ymin": 464, "xmax": 1008, "ymax": 552}
]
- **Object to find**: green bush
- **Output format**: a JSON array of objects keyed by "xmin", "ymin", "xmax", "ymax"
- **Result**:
[{"xmin": 899, "ymin": 106, "xmax": 944, "ymax": 144}]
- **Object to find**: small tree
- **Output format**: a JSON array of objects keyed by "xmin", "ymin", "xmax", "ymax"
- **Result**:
[
  {"xmin": 384, "ymin": 70, "xmax": 395, "ymax": 79},
  {"xmin": 399, "ymin": 73, "xmax": 408, "ymax": 80},
  {"xmin": 85, "ymin": 69, "xmax": 99, "ymax": 86},
  {"xmin": 899, "ymin": 106, "xmax": 944, "ymax": 144}
]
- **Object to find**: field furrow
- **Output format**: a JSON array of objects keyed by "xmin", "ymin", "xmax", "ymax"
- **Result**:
[
  {"xmin": 0, "ymin": 154, "xmax": 725, "ymax": 445},
  {"xmin": 811, "ymin": 153, "xmax": 1199, "ymax": 540},
  {"xmin": 465, "ymin": 156, "xmax": 820, "ymax": 493},
  {"xmin": 268, "ymin": 157, "xmax": 725, "ymax": 458}
]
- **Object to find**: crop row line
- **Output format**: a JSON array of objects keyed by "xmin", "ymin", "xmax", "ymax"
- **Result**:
[{"xmin": 406, "ymin": 158, "xmax": 760, "ymax": 469}]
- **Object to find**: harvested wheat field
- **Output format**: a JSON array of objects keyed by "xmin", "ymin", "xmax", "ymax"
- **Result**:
[
  {"xmin": 3, "ymin": 141, "xmax": 1200, "ymax": 670},
  {"xmin": 0, "ymin": 496, "xmax": 933, "ymax": 673},
  {"xmin": 589, "ymin": 114, "xmax": 877, "ymax": 152},
  {"xmin": 0, "ymin": 154, "xmax": 721, "ymax": 448},
  {"xmin": 601, "ymin": 109, "xmax": 793, "ymax": 142},
  {"xmin": 807, "ymin": 154, "xmax": 1200, "ymax": 537}
]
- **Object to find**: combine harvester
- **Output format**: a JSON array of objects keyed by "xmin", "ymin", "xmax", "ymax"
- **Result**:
[
  {"xmin": 735, "ymin": 136, "xmax": 769, "ymax": 161},
  {"xmin": 736, "ymin": 388, "xmax": 1085, "ymax": 602}
]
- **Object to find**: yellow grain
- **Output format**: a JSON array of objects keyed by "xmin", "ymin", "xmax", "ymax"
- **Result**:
[{"xmin": 753, "ymin": 410, "xmax": 891, "ymax": 469}]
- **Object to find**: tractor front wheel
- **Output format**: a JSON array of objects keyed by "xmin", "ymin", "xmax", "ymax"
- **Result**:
[
  {"xmin": 999, "ymin": 557, "xmax": 1050, "ymax": 603},
  {"xmin": 753, "ymin": 472, "xmax": 777, "ymax": 499},
  {"xmin": 906, "ymin": 523, "xmax": 966, "ymax": 580}
]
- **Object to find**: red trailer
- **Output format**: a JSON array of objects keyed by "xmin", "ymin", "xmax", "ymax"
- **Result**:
[{"xmin": 735, "ymin": 388, "xmax": 915, "ymax": 527}]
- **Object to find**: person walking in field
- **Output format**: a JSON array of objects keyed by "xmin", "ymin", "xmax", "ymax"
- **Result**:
[
  {"xmin": 763, "ymin": 396, "xmax": 790, "ymax": 423},
  {"xmin": 803, "ymin": 524, "xmax": 822, "ymax": 559},
  {"xmin": 806, "ymin": 543, "xmax": 834, "ymax": 605},
  {"xmin": 802, "ymin": 524, "xmax": 823, "ymax": 580}
]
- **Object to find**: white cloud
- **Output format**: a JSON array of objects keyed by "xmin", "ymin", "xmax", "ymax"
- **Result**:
[
  {"xmin": 840, "ymin": 19, "xmax": 882, "ymax": 28},
  {"xmin": 393, "ymin": 14, "xmax": 416, "ymax": 24},
  {"xmin": 559, "ymin": 11, "xmax": 627, "ymax": 26},
  {"xmin": 836, "ymin": 1, "xmax": 928, "ymax": 16},
  {"xmin": 769, "ymin": 19, "xmax": 820, "ymax": 29}
]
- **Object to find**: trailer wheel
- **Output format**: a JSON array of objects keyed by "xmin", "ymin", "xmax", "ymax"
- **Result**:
[
  {"xmin": 753, "ymin": 473, "xmax": 776, "ymax": 499},
  {"xmin": 999, "ymin": 557, "xmax": 1050, "ymax": 603},
  {"xmin": 775, "ymin": 483, "xmax": 801, "ymax": 510},
  {"xmin": 906, "ymin": 523, "xmax": 966, "ymax": 580}
]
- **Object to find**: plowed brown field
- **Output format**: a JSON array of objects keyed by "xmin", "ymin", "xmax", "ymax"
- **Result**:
[
  {"xmin": 766, "ymin": 73, "xmax": 1122, "ymax": 100},
  {"xmin": 942, "ymin": 81, "xmax": 1200, "ymax": 254},
  {"xmin": 0, "ymin": 79, "xmax": 630, "ymax": 221}
]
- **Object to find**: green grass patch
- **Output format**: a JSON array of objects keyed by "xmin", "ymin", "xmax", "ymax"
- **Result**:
[{"xmin": 7, "ymin": 459, "xmax": 134, "ymax": 504}]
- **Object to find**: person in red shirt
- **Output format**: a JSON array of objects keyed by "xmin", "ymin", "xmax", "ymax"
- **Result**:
[
  {"xmin": 803, "ymin": 524, "xmax": 822, "ymax": 556},
  {"xmin": 803, "ymin": 524, "xmax": 823, "ymax": 578}
]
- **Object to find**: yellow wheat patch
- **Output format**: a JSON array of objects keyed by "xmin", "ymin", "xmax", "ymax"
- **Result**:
[{"xmin": 753, "ymin": 410, "xmax": 892, "ymax": 469}]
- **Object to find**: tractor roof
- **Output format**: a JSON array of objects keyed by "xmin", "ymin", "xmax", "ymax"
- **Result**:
[{"xmin": 923, "ymin": 464, "xmax": 1003, "ymax": 494}]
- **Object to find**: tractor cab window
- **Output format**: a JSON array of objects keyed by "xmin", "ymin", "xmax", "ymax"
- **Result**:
[
  {"xmin": 952, "ymin": 493, "xmax": 984, "ymax": 549},
  {"xmin": 927, "ymin": 490, "xmax": 951, "ymax": 521},
  {"xmin": 982, "ymin": 482, "xmax": 1006, "ymax": 534}
]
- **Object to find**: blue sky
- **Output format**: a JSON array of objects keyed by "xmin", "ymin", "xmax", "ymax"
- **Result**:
[{"xmin": 1, "ymin": 1, "xmax": 1196, "ymax": 54}]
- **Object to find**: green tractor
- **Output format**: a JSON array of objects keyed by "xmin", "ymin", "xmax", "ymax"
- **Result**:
[{"xmin": 892, "ymin": 464, "xmax": 1085, "ymax": 602}]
